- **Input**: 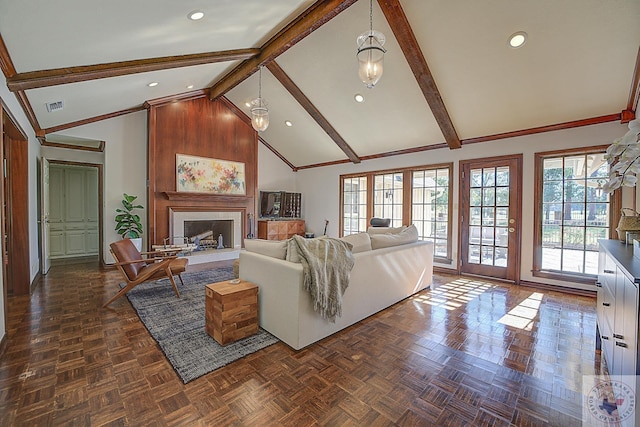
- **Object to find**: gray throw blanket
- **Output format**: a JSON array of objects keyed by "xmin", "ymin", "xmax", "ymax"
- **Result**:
[{"xmin": 291, "ymin": 235, "xmax": 355, "ymax": 322}]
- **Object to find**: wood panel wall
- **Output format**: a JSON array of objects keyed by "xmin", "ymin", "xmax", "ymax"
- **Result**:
[{"xmin": 147, "ymin": 95, "xmax": 257, "ymax": 248}]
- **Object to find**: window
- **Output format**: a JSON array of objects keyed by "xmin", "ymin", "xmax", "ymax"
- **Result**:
[
  {"xmin": 340, "ymin": 163, "xmax": 453, "ymax": 262},
  {"xmin": 373, "ymin": 172, "xmax": 403, "ymax": 227},
  {"xmin": 342, "ymin": 176, "xmax": 368, "ymax": 235},
  {"xmin": 412, "ymin": 168, "xmax": 450, "ymax": 259},
  {"xmin": 534, "ymin": 147, "xmax": 620, "ymax": 281}
]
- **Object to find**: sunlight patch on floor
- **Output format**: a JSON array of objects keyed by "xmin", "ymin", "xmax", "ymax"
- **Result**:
[
  {"xmin": 413, "ymin": 278, "xmax": 494, "ymax": 311},
  {"xmin": 497, "ymin": 292, "xmax": 543, "ymax": 330}
]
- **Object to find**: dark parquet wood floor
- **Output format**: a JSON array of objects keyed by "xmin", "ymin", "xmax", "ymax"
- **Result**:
[{"xmin": 0, "ymin": 259, "xmax": 603, "ymax": 426}]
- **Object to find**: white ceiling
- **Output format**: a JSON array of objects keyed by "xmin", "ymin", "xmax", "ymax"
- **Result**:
[{"xmin": 0, "ymin": 0, "xmax": 638, "ymax": 168}]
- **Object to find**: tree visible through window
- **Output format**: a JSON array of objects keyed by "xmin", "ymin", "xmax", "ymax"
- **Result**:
[
  {"xmin": 340, "ymin": 164, "xmax": 453, "ymax": 262},
  {"xmin": 342, "ymin": 176, "xmax": 368, "ymax": 235},
  {"xmin": 412, "ymin": 168, "xmax": 450, "ymax": 259},
  {"xmin": 537, "ymin": 151, "xmax": 610, "ymax": 276}
]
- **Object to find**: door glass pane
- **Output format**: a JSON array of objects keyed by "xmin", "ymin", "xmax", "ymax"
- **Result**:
[
  {"xmin": 482, "ymin": 227, "xmax": 495, "ymax": 245},
  {"xmin": 471, "ymin": 170, "xmax": 483, "ymax": 187},
  {"xmin": 466, "ymin": 166, "xmax": 510, "ymax": 267},
  {"xmin": 496, "ymin": 167, "xmax": 509, "ymax": 186},
  {"xmin": 496, "ymin": 208, "xmax": 509, "ymax": 226},
  {"xmin": 482, "ymin": 207, "xmax": 495, "ymax": 226},
  {"xmin": 469, "ymin": 245, "xmax": 481, "ymax": 263},
  {"xmin": 481, "ymin": 246, "xmax": 494, "ymax": 264},
  {"xmin": 483, "ymin": 188, "xmax": 495, "ymax": 205},
  {"xmin": 483, "ymin": 169, "xmax": 495, "ymax": 186},
  {"xmin": 495, "ymin": 187, "xmax": 509, "ymax": 206},
  {"xmin": 470, "ymin": 207, "xmax": 481, "ymax": 225}
]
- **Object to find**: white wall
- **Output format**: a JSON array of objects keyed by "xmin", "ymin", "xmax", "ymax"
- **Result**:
[
  {"xmin": 293, "ymin": 121, "xmax": 631, "ymax": 291},
  {"xmin": 0, "ymin": 72, "xmax": 40, "ymax": 345},
  {"xmin": 257, "ymin": 143, "xmax": 297, "ymax": 192},
  {"xmin": 57, "ymin": 112, "xmax": 148, "ymax": 264}
]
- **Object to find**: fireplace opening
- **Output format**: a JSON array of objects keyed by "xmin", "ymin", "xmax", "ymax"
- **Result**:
[{"xmin": 184, "ymin": 220, "xmax": 233, "ymax": 250}]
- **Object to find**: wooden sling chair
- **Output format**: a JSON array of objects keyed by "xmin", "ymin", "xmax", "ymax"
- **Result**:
[{"xmin": 104, "ymin": 238, "xmax": 189, "ymax": 308}]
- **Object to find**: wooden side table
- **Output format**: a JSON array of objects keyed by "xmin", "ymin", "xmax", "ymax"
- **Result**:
[{"xmin": 205, "ymin": 279, "xmax": 258, "ymax": 345}]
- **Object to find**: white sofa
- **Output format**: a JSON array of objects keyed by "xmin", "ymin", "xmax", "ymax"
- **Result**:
[{"xmin": 239, "ymin": 229, "xmax": 433, "ymax": 350}]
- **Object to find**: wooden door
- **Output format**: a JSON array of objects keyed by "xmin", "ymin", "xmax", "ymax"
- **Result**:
[
  {"xmin": 2, "ymin": 112, "xmax": 29, "ymax": 295},
  {"xmin": 460, "ymin": 155, "xmax": 522, "ymax": 282},
  {"xmin": 40, "ymin": 157, "xmax": 51, "ymax": 274}
]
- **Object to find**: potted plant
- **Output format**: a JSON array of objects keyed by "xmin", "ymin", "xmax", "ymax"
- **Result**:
[{"xmin": 115, "ymin": 193, "xmax": 143, "ymax": 250}]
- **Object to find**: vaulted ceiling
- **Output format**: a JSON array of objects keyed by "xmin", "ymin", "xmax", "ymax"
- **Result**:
[{"xmin": 1, "ymin": 0, "xmax": 639, "ymax": 170}]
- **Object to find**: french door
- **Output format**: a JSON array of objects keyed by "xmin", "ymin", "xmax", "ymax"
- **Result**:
[{"xmin": 460, "ymin": 155, "xmax": 522, "ymax": 282}]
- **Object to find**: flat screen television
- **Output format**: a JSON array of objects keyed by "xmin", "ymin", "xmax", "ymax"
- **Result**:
[{"xmin": 259, "ymin": 191, "xmax": 301, "ymax": 218}]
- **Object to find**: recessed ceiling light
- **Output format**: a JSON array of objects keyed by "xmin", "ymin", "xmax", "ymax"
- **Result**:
[
  {"xmin": 245, "ymin": 101, "xmax": 251, "ymax": 108},
  {"xmin": 188, "ymin": 11, "xmax": 204, "ymax": 20},
  {"xmin": 285, "ymin": 120, "xmax": 293, "ymax": 127},
  {"xmin": 354, "ymin": 94, "xmax": 365, "ymax": 103},
  {"xmin": 186, "ymin": 85, "xmax": 194, "ymax": 89},
  {"xmin": 508, "ymin": 31, "xmax": 527, "ymax": 48},
  {"xmin": 147, "ymin": 82, "xmax": 158, "ymax": 87}
]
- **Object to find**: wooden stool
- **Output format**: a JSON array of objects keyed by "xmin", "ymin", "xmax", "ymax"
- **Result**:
[{"xmin": 205, "ymin": 279, "xmax": 258, "ymax": 345}]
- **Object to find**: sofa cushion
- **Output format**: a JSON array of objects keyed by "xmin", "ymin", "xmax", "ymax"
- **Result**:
[
  {"xmin": 367, "ymin": 225, "xmax": 407, "ymax": 235},
  {"xmin": 244, "ymin": 239, "xmax": 287, "ymax": 260},
  {"xmin": 370, "ymin": 224, "xmax": 419, "ymax": 250},
  {"xmin": 286, "ymin": 238, "xmax": 301, "ymax": 263},
  {"xmin": 339, "ymin": 232, "xmax": 372, "ymax": 253}
]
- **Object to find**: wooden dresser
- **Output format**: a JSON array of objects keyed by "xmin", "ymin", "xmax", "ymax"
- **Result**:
[{"xmin": 257, "ymin": 219, "xmax": 305, "ymax": 240}]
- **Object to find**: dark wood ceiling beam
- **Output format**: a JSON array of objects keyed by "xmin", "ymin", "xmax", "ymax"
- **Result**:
[
  {"xmin": 6, "ymin": 48, "xmax": 260, "ymax": 92},
  {"xmin": 259, "ymin": 135, "xmax": 298, "ymax": 171},
  {"xmin": 43, "ymin": 105, "xmax": 146, "ymax": 135},
  {"xmin": 266, "ymin": 61, "xmax": 360, "ymax": 164},
  {"xmin": 622, "ymin": 45, "xmax": 640, "ymax": 123},
  {"xmin": 208, "ymin": 0, "xmax": 358, "ymax": 100},
  {"xmin": 0, "ymin": 35, "xmax": 42, "ymax": 134},
  {"xmin": 377, "ymin": 0, "xmax": 461, "ymax": 150},
  {"xmin": 0, "ymin": 33, "xmax": 17, "ymax": 78}
]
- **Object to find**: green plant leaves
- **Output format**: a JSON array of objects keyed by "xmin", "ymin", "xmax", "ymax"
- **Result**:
[{"xmin": 115, "ymin": 193, "xmax": 143, "ymax": 238}]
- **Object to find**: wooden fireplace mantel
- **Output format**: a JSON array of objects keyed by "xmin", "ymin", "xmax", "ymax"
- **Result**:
[{"xmin": 163, "ymin": 191, "xmax": 252, "ymax": 203}]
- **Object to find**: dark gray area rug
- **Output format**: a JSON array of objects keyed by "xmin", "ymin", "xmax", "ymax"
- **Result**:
[{"xmin": 123, "ymin": 266, "xmax": 279, "ymax": 383}]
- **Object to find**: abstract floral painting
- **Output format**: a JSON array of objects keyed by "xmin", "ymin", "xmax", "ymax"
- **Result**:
[{"xmin": 176, "ymin": 154, "xmax": 245, "ymax": 195}]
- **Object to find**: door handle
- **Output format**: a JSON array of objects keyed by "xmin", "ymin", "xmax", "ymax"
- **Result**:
[
  {"xmin": 602, "ymin": 302, "xmax": 610, "ymax": 307},
  {"xmin": 595, "ymin": 282, "xmax": 602, "ymax": 288},
  {"xmin": 601, "ymin": 335, "xmax": 610, "ymax": 340},
  {"xmin": 604, "ymin": 270, "xmax": 615, "ymax": 274},
  {"xmin": 613, "ymin": 334, "xmax": 623, "ymax": 339},
  {"xmin": 616, "ymin": 342, "xmax": 628, "ymax": 348},
  {"xmin": 508, "ymin": 227, "xmax": 515, "ymax": 233}
]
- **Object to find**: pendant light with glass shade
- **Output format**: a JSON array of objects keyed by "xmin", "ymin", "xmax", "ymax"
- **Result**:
[
  {"xmin": 250, "ymin": 66, "xmax": 269, "ymax": 132},
  {"xmin": 357, "ymin": 0, "xmax": 386, "ymax": 89}
]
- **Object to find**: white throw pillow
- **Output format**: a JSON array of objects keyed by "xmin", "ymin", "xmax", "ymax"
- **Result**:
[
  {"xmin": 370, "ymin": 224, "xmax": 419, "ymax": 250},
  {"xmin": 367, "ymin": 225, "xmax": 407, "ymax": 235},
  {"xmin": 244, "ymin": 239, "xmax": 287, "ymax": 259},
  {"xmin": 340, "ymin": 232, "xmax": 372, "ymax": 253},
  {"xmin": 286, "ymin": 238, "xmax": 301, "ymax": 263}
]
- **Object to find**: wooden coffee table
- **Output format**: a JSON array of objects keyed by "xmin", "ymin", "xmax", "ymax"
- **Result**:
[{"xmin": 205, "ymin": 279, "xmax": 258, "ymax": 345}]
